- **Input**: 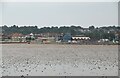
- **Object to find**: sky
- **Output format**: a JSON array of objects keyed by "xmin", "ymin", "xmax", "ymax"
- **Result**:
[
  {"xmin": 1, "ymin": 0, "xmax": 120, "ymax": 2},
  {"xmin": 0, "ymin": 1, "xmax": 119, "ymax": 28}
]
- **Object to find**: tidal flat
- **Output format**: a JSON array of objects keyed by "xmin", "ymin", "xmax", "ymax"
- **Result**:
[{"xmin": 2, "ymin": 44, "xmax": 118, "ymax": 76}]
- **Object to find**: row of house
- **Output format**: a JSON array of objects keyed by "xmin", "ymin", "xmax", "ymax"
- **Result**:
[
  {"xmin": 0, "ymin": 33, "xmax": 91, "ymax": 44},
  {"xmin": 1, "ymin": 33, "xmax": 30, "ymax": 42},
  {"xmin": 1, "ymin": 32, "xmax": 118, "ymax": 44}
]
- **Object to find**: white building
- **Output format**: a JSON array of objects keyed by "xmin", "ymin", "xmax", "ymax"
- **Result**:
[
  {"xmin": 72, "ymin": 35, "xmax": 90, "ymax": 44},
  {"xmin": 72, "ymin": 36, "xmax": 90, "ymax": 40}
]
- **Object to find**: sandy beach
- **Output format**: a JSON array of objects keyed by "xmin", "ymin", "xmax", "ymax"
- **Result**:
[{"xmin": 2, "ymin": 44, "xmax": 118, "ymax": 76}]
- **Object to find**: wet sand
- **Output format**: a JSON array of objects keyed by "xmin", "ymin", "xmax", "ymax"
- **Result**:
[
  {"xmin": 0, "ymin": 44, "xmax": 2, "ymax": 77},
  {"xmin": 2, "ymin": 44, "xmax": 118, "ymax": 76}
]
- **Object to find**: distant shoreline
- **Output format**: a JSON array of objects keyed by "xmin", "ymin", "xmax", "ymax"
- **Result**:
[
  {"xmin": 0, "ymin": 42, "xmax": 119, "ymax": 45},
  {"xmin": 0, "ymin": 42, "xmax": 27, "ymax": 44}
]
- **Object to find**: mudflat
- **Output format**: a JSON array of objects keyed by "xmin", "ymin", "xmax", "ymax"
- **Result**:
[{"xmin": 2, "ymin": 44, "xmax": 118, "ymax": 76}]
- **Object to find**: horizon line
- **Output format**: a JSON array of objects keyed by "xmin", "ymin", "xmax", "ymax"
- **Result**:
[{"xmin": 0, "ymin": 24, "xmax": 119, "ymax": 28}]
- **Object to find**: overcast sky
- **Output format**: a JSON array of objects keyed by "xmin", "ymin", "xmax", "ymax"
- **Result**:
[{"xmin": 0, "ymin": 2, "xmax": 118, "ymax": 28}]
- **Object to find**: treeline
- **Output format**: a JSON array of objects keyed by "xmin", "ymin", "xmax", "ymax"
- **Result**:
[
  {"xmin": 1, "ymin": 25, "xmax": 120, "ymax": 40},
  {"xmin": 1, "ymin": 25, "xmax": 83, "ymax": 35}
]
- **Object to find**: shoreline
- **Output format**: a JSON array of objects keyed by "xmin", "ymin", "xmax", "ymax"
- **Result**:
[{"xmin": 0, "ymin": 42, "xmax": 119, "ymax": 45}]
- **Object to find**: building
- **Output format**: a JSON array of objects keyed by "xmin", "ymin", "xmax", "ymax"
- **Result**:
[
  {"xmin": 72, "ymin": 35, "xmax": 90, "ymax": 40},
  {"xmin": 72, "ymin": 36, "xmax": 90, "ymax": 40},
  {"xmin": 11, "ymin": 33, "xmax": 25, "ymax": 42},
  {"xmin": 72, "ymin": 35, "xmax": 90, "ymax": 44},
  {"xmin": 1, "ymin": 33, "xmax": 12, "ymax": 42},
  {"xmin": 63, "ymin": 33, "xmax": 72, "ymax": 42}
]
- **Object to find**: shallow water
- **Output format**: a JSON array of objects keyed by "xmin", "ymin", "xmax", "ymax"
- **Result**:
[{"xmin": 2, "ymin": 44, "xmax": 118, "ymax": 76}]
